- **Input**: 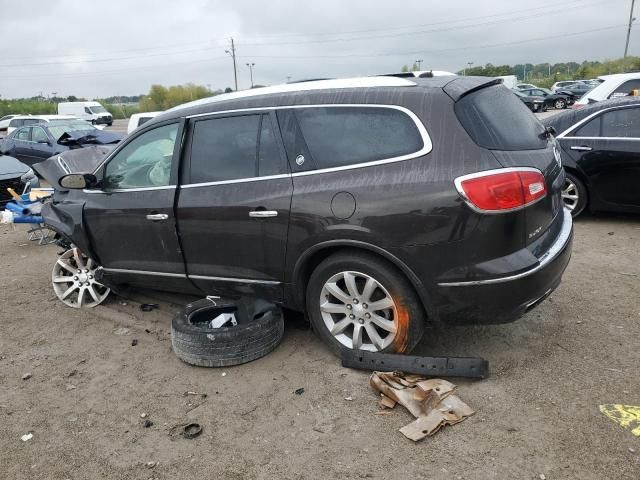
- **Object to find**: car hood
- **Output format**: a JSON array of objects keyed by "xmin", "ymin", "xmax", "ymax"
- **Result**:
[
  {"xmin": 33, "ymin": 145, "xmax": 114, "ymax": 190},
  {"xmin": 0, "ymin": 154, "xmax": 30, "ymax": 178},
  {"xmin": 57, "ymin": 129, "xmax": 122, "ymax": 147}
]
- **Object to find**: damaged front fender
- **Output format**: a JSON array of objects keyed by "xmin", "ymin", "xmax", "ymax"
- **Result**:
[{"xmin": 41, "ymin": 200, "xmax": 95, "ymax": 261}]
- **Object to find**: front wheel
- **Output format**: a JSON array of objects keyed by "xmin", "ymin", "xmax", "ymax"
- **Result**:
[
  {"xmin": 562, "ymin": 173, "xmax": 588, "ymax": 217},
  {"xmin": 554, "ymin": 98, "xmax": 567, "ymax": 109},
  {"xmin": 306, "ymin": 251, "xmax": 425, "ymax": 355}
]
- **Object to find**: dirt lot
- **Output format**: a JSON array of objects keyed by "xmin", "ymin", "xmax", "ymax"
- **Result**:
[{"xmin": 1, "ymin": 214, "xmax": 639, "ymax": 480}]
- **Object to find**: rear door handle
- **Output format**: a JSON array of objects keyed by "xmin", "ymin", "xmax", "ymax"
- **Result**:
[
  {"xmin": 570, "ymin": 145, "xmax": 593, "ymax": 152},
  {"xmin": 249, "ymin": 210, "xmax": 278, "ymax": 218},
  {"xmin": 146, "ymin": 213, "xmax": 168, "ymax": 221}
]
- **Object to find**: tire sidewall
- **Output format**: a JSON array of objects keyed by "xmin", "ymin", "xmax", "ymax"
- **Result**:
[
  {"xmin": 565, "ymin": 172, "xmax": 588, "ymax": 217},
  {"xmin": 306, "ymin": 253, "xmax": 424, "ymax": 356}
]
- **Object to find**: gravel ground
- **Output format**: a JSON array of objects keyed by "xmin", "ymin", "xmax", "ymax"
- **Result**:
[{"xmin": 0, "ymin": 212, "xmax": 638, "ymax": 479}]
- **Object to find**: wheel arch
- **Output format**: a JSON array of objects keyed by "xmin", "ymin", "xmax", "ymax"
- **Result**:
[{"xmin": 290, "ymin": 240, "xmax": 434, "ymax": 319}]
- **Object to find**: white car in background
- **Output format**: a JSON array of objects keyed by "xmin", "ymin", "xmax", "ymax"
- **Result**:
[
  {"xmin": 573, "ymin": 73, "xmax": 640, "ymax": 108},
  {"xmin": 127, "ymin": 111, "xmax": 162, "ymax": 134},
  {"xmin": 5, "ymin": 115, "xmax": 80, "ymax": 135},
  {"xmin": 0, "ymin": 114, "xmax": 21, "ymax": 136}
]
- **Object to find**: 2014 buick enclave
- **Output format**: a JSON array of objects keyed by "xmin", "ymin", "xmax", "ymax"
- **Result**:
[{"xmin": 35, "ymin": 76, "xmax": 573, "ymax": 354}]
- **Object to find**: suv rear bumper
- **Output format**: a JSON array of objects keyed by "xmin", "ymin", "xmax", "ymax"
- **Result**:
[{"xmin": 434, "ymin": 209, "xmax": 573, "ymax": 324}]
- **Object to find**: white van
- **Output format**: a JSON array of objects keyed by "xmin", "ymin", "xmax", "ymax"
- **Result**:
[
  {"xmin": 127, "ymin": 111, "xmax": 162, "ymax": 134},
  {"xmin": 58, "ymin": 101, "xmax": 113, "ymax": 126}
]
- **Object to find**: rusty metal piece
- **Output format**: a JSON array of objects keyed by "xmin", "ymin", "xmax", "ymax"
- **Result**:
[{"xmin": 370, "ymin": 371, "xmax": 475, "ymax": 441}]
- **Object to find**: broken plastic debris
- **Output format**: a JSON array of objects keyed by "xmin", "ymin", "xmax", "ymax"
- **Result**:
[
  {"xmin": 182, "ymin": 423, "xmax": 203, "ymax": 439},
  {"xmin": 21, "ymin": 373, "xmax": 32, "ymax": 380},
  {"xmin": 369, "ymin": 371, "xmax": 475, "ymax": 442},
  {"xmin": 21, "ymin": 432, "xmax": 33, "ymax": 442},
  {"xmin": 221, "ymin": 372, "xmax": 227, "ymax": 377},
  {"xmin": 599, "ymin": 404, "xmax": 640, "ymax": 437},
  {"xmin": 209, "ymin": 312, "xmax": 237, "ymax": 328}
]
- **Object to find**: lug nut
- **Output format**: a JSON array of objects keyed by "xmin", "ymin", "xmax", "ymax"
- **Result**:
[
  {"xmin": 358, "ymin": 318, "xmax": 365, "ymax": 324},
  {"xmin": 346, "ymin": 304, "xmax": 352, "ymax": 310},
  {"xmin": 362, "ymin": 303, "xmax": 368, "ymax": 309},
  {"xmin": 73, "ymin": 276, "xmax": 78, "ymax": 281},
  {"xmin": 76, "ymin": 270, "xmax": 81, "ymax": 273},
  {"xmin": 85, "ymin": 282, "xmax": 90, "ymax": 286},
  {"xmin": 349, "ymin": 314, "xmax": 355, "ymax": 320},
  {"xmin": 353, "ymin": 299, "xmax": 359, "ymax": 304},
  {"xmin": 88, "ymin": 275, "xmax": 93, "ymax": 279},
  {"xmin": 84, "ymin": 269, "xmax": 89, "ymax": 273},
  {"xmin": 365, "ymin": 313, "xmax": 371, "ymax": 319}
]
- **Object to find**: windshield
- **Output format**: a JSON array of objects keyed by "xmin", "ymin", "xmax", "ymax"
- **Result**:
[
  {"xmin": 90, "ymin": 105, "xmax": 107, "ymax": 113},
  {"xmin": 540, "ymin": 88, "xmax": 553, "ymax": 94},
  {"xmin": 48, "ymin": 121, "xmax": 97, "ymax": 140}
]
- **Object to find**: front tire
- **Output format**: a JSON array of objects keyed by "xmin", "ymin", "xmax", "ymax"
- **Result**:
[
  {"xmin": 562, "ymin": 172, "xmax": 588, "ymax": 217},
  {"xmin": 306, "ymin": 251, "xmax": 425, "ymax": 355},
  {"xmin": 554, "ymin": 98, "xmax": 567, "ymax": 109}
]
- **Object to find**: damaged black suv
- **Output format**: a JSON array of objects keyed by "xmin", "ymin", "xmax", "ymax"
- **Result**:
[{"xmin": 36, "ymin": 76, "xmax": 573, "ymax": 354}]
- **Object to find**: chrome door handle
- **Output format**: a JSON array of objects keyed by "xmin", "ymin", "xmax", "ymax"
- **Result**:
[
  {"xmin": 570, "ymin": 145, "xmax": 593, "ymax": 152},
  {"xmin": 146, "ymin": 213, "xmax": 168, "ymax": 221},
  {"xmin": 249, "ymin": 210, "xmax": 278, "ymax": 218}
]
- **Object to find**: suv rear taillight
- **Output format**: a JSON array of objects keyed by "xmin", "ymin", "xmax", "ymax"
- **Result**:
[{"xmin": 454, "ymin": 168, "xmax": 547, "ymax": 213}]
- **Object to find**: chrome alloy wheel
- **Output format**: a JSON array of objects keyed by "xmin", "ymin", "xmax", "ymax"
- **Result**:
[
  {"xmin": 562, "ymin": 178, "xmax": 579, "ymax": 212},
  {"xmin": 52, "ymin": 248, "xmax": 110, "ymax": 308},
  {"xmin": 319, "ymin": 271, "xmax": 398, "ymax": 351}
]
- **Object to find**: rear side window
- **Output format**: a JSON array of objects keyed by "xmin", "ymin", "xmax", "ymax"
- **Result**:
[
  {"xmin": 455, "ymin": 85, "xmax": 547, "ymax": 150},
  {"xmin": 574, "ymin": 117, "xmax": 601, "ymax": 137},
  {"xmin": 609, "ymin": 79, "xmax": 640, "ymax": 98},
  {"xmin": 189, "ymin": 114, "xmax": 286, "ymax": 183},
  {"xmin": 601, "ymin": 107, "xmax": 640, "ymax": 137},
  {"xmin": 294, "ymin": 106, "xmax": 424, "ymax": 169}
]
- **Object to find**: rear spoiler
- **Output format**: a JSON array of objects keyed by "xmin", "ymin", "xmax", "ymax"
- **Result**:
[{"xmin": 443, "ymin": 77, "xmax": 504, "ymax": 102}]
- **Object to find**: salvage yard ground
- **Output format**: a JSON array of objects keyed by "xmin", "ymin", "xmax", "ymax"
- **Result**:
[{"xmin": 1, "ymin": 213, "xmax": 638, "ymax": 479}]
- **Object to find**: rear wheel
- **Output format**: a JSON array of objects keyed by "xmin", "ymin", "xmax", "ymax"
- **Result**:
[
  {"xmin": 554, "ymin": 98, "xmax": 567, "ymax": 109},
  {"xmin": 306, "ymin": 251, "xmax": 425, "ymax": 355},
  {"xmin": 562, "ymin": 173, "xmax": 588, "ymax": 217}
]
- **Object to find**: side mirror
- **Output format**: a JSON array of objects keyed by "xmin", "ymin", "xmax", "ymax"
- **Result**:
[{"xmin": 59, "ymin": 173, "xmax": 97, "ymax": 189}]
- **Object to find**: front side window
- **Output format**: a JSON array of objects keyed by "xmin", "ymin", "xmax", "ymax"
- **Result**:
[
  {"xmin": 609, "ymin": 79, "xmax": 640, "ymax": 98},
  {"xmin": 294, "ymin": 106, "xmax": 424, "ymax": 169},
  {"xmin": 15, "ymin": 127, "xmax": 31, "ymax": 141},
  {"xmin": 601, "ymin": 108, "xmax": 640, "ymax": 138},
  {"xmin": 103, "ymin": 123, "xmax": 179, "ymax": 189},
  {"xmin": 188, "ymin": 114, "xmax": 286, "ymax": 183}
]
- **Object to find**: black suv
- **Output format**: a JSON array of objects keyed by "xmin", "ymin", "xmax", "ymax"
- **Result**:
[{"xmin": 36, "ymin": 76, "xmax": 573, "ymax": 354}]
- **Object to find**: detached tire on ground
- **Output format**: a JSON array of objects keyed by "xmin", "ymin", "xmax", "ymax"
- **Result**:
[{"xmin": 171, "ymin": 297, "xmax": 285, "ymax": 367}]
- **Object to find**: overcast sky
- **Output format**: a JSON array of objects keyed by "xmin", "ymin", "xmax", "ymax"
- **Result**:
[{"xmin": 0, "ymin": 0, "xmax": 635, "ymax": 99}]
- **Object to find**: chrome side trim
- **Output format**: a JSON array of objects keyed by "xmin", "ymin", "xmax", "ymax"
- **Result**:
[
  {"xmin": 83, "ymin": 185, "xmax": 176, "ymax": 194},
  {"xmin": 102, "ymin": 268, "xmax": 186, "ymax": 278},
  {"xmin": 453, "ymin": 167, "xmax": 546, "ymax": 215},
  {"xmin": 189, "ymin": 274, "xmax": 281, "ymax": 285},
  {"xmin": 560, "ymin": 136, "xmax": 640, "ymax": 141},
  {"xmin": 182, "ymin": 174, "xmax": 289, "ymax": 189},
  {"xmin": 438, "ymin": 209, "xmax": 573, "ymax": 287}
]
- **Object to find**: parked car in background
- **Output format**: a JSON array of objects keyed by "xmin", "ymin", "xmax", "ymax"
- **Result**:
[
  {"xmin": 0, "ymin": 114, "xmax": 22, "ymax": 136},
  {"xmin": 35, "ymin": 76, "xmax": 572, "ymax": 356},
  {"xmin": 127, "ymin": 111, "xmax": 162, "ymax": 134},
  {"xmin": 5, "ymin": 115, "xmax": 79, "ymax": 135},
  {"xmin": 551, "ymin": 81, "xmax": 581, "ymax": 91},
  {"xmin": 543, "ymin": 97, "xmax": 640, "ymax": 216},
  {"xmin": 512, "ymin": 89, "xmax": 545, "ymax": 112},
  {"xmin": 58, "ymin": 102, "xmax": 113, "ymax": 126},
  {"xmin": 516, "ymin": 83, "xmax": 537, "ymax": 90},
  {"xmin": 1, "ymin": 119, "xmax": 122, "ymax": 166},
  {"xmin": 0, "ymin": 154, "xmax": 39, "ymax": 208},
  {"xmin": 556, "ymin": 82, "xmax": 594, "ymax": 100},
  {"xmin": 573, "ymin": 73, "xmax": 640, "ymax": 108},
  {"xmin": 519, "ymin": 88, "xmax": 573, "ymax": 109}
]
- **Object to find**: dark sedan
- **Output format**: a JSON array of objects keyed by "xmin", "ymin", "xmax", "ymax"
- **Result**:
[
  {"xmin": 555, "ymin": 82, "xmax": 593, "ymax": 100},
  {"xmin": 0, "ymin": 120, "xmax": 122, "ymax": 167},
  {"xmin": 520, "ymin": 88, "xmax": 573, "ymax": 109},
  {"xmin": 0, "ymin": 154, "xmax": 39, "ymax": 208},
  {"xmin": 543, "ymin": 97, "xmax": 640, "ymax": 216},
  {"xmin": 512, "ymin": 89, "xmax": 546, "ymax": 112}
]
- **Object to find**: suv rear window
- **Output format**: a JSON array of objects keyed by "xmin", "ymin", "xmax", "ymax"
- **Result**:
[
  {"xmin": 455, "ymin": 85, "xmax": 547, "ymax": 150},
  {"xmin": 294, "ymin": 106, "xmax": 424, "ymax": 169}
]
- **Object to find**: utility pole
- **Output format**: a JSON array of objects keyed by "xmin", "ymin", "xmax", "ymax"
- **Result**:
[
  {"xmin": 415, "ymin": 59, "xmax": 423, "ymax": 70},
  {"xmin": 624, "ymin": 0, "xmax": 636, "ymax": 71},
  {"xmin": 464, "ymin": 62, "xmax": 473, "ymax": 76},
  {"xmin": 246, "ymin": 62, "xmax": 255, "ymax": 88},
  {"xmin": 286, "ymin": 75, "xmax": 292, "ymax": 83},
  {"xmin": 225, "ymin": 38, "xmax": 238, "ymax": 91}
]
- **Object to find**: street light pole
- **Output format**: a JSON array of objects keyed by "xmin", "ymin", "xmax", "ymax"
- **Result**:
[
  {"xmin": 225, "ymin": 38, "xmax": 238, "ymax": 91},
  {"xmin": 415, "ymin": 59, "xmax": 423, "ymax": 70},
  {"xmin": 464, "ymin": 61, "xmax": 473, "ymax": 76},
  {"xmin": 624, "ymin": 0, "xmax": 637, "ymax": 71},
  {"xmin": 246, "ymin": 62, "xmax": 255, "ymax": 88}
]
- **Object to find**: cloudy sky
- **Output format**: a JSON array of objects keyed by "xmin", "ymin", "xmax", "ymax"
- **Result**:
[{"xmin": 0, "ymin": 0, "xmax": 635, "ymax": 99}]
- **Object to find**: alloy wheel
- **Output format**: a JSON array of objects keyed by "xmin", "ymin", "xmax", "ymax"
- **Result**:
[
  {"xmin": 562, "ymin": 178, "xmax": 579, "ymax": 212},
  {"xmin": 52, "ymin": 248, "xmax": 110, "ymax": 308},
  {"xmin": 319, "ymin": 271, "xmax": 398, "ymax": 351},
  {"xmin": 555, "ymin": 99, "xmax": 566, "ymax": 109}
]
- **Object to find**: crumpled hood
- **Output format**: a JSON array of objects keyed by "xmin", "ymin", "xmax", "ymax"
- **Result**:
[
  {"xmin": 33, "ymin": 145, "xmax": 114, "ymax": 190},
  {"xmin": 57, "ymin": 129, "xmax": 122, "ymax": 147}
]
